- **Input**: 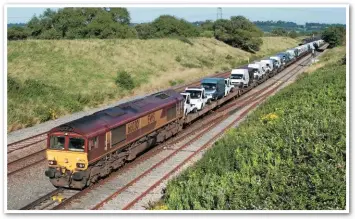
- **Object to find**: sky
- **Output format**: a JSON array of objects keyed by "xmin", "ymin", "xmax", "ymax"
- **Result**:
[{"xmin": 7, "ymin": 7, "xmax": 346, "ymax": 25}]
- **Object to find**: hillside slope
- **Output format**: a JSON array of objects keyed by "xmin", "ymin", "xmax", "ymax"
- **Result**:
[
  {"xmin": 160, "ymin": 47, "xmax": 346, "ymax": 210},
  {"xmin": 8, "ymin": 37, "xmax": 299, "ymax": 131}
]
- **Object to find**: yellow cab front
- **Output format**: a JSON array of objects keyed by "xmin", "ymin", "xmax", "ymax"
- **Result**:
[{"xmin": 45, "ymin": 132, "xmax": 89, "ymax": 189}]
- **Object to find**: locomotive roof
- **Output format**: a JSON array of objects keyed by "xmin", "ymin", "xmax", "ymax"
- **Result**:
[{"xmin": 50, "ymin": 89, "xmax": 183, "ymax": 138}]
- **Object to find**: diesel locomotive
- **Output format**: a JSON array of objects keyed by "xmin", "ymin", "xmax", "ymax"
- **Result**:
[{"xmin": 45, "ymin": 90, "xmax": 184, "ymax": 189}]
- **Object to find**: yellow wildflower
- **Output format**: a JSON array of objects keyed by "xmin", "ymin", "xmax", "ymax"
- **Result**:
[{"xmin": 260, "ymin": 113, "xmax": 279, "ymax": 124}]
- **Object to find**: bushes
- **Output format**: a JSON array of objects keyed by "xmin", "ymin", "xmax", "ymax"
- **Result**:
[
  {"xmin": 135, "ymin": 23, "xmax": 157, "ymax": 39},
  {"xmin": 151, "ymin": 15, "xmax": 200, "ymax": 38},
  {"xmin": 200, "ymin": 30, "xmax": 214, "ymax": 38},
  {"xmin": 38, "ymin": 28, "xmax": 61, "ymax": 39},
  {"xmin": 135, "ymin": 15, "xmax": 200, "ymax": 40},
  {"xmin": 214, "ymin": 16, "xmax": 263, "ymax": 52},
  {"xmin": 322, "ymin": 26, "xmax": 346, "ymax": 48},
  {"xmin": 7, "ymin": 26, "xmax": 29, "ymax": 40},
  {"xmin": 115, "ymin": 70, "xmax": 135, "ymax": 90},
  {"xmin": 162, "ymin": 60, "xmax": 346, "ymax": 210}
]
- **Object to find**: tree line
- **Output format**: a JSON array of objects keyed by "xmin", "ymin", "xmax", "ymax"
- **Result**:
[
  {"xmin": 254, "ymin": 20, "xmax": 345, "ymax": 32},
  {"xmin": 7, "ymin": 7, "xmax": 346, "ymax": 51},
  {"xmin": 8, "ymin": 8, "xmax": 135, "ymax": 40},
  {"xmin": 7, "ymin": 7, "xmax": 264, "ymax": 52}
]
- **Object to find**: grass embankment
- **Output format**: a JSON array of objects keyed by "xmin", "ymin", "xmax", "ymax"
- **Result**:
[
  {"xmin": 158, "ymin": 47, "xmax": 346, "ymax": 210},
  {"xmin": 8, "ymin": 37, "xmax": 298, "ymax": 132}
]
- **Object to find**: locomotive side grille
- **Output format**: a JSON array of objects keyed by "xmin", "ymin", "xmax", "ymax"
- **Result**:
[
  {"xmin": 167, "ymin": 105, "xmax": 177, "ymax": 121},
  {"xmin": 111, "ymin": 125, "xmax": 126, "ymax": 145}
]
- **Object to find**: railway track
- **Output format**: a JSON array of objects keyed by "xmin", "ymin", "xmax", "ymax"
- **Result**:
[
  {"xmin": 19, "ymin": 45, "xmax": 327, "ymax": 210},
  {"xmin": 7, "ymin": 149, "xmax": 46, "ymax": 176},
  {"xmin": 7, "ymin": 133, "xmax": 47, "ymax": 154},
  {"xmin": 20, "ymin": 188, "xmax": 80, "ymax": 210}
]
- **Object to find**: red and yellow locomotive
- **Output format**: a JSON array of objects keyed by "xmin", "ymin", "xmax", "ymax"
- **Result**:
[{"xmin": 45, "ymin": 90, "xmax": 184, "ymax": 189}]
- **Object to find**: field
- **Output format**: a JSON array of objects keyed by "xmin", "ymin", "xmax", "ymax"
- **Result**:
[
  {"xmin": 159, "ymin": 47, "xmax": 346, "ymax": 210},
  {"xmin": 7, "ymin": 37, "xmax": 299, "ymax": 132}
]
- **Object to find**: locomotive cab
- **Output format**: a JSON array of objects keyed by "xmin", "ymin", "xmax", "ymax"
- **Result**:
[{"xmin": 45, "ymin": 131, "xmax": 89, "ymax": 189}]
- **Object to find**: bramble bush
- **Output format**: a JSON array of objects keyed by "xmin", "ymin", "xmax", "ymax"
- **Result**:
[{"xmin": 115, "ymin": 70, "xmax": 135, "ymax": 90}]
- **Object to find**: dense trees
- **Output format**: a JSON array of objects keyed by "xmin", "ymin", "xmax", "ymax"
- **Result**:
[
  {"xmin": 151, "ymin": 15, "xmax": 200, "ymax": 38},
  {"xmin": 322, "ymin": 25, "xmax": 346, "ymax": 48},
  {"xmin": 8, "ymin": 8, "xmax": 136, "ymax": 40},
  {"xmin": 214, "ymin": 16, "xmax": 263, "ymax": 52},
  {"xmin": 135, "ymin": 15, "xmax": 200, "ymax": 39}
]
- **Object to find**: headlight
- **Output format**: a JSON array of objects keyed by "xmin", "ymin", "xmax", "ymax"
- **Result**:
[
  {"xmin": 48, "ymin": 160, "xmax": 57, "ymax": 165},
  {"xmin": 76, "ymin": 163, "xmax": 85, "ymax": 168}
]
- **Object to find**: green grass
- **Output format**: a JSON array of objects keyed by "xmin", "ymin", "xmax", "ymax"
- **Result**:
[
  {"xmin": 7, "ymin": 37, "xmax": 299, "ymax": 131},
  {"xmin": 161, "ymin": 49, "xmax": 346, "ymax": 210}
]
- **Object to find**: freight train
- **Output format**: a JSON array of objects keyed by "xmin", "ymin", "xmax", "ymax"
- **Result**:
[{"xmin": 45, "ymin": 39, "xmax": 325, "ymax": 189}]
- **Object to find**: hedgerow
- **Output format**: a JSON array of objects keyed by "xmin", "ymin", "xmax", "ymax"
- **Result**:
[{"xmin": 163, "ymin": 60, "xmax": 346, "ymax": 210}]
